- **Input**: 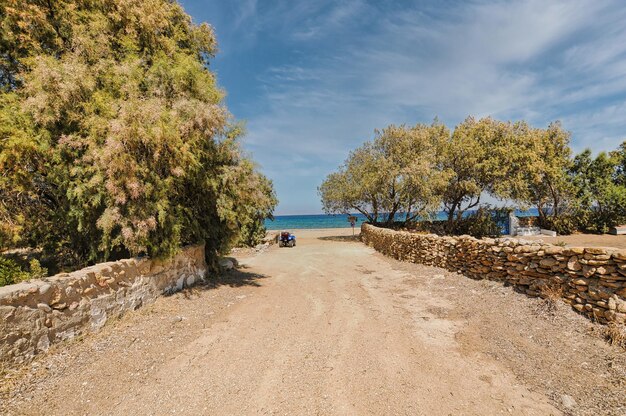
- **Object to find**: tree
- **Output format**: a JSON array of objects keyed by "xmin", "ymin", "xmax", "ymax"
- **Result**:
[
  {"xmin": 440, "ymin": 117, "xmax": 516, "ymax": 225},
  {"xmin": 0, "ymin": 0, "xmax": 276, "ymax": 268},
  {"xmin": 515, "ymin": 122, "xmax": 575, "ymax": 231},
  {"xmin": 319, "ymin": 146, "xmax": 382, "ymax": 223},
  {"xmin": 571, "ymin": 147, "xmax": 626, "ymax": 232},
  {"xmin": 319, "ymin": 123, "xmax": 448, "ymax": 224},
  {"xmin": 613, "ymin": 141, "xmax": 626, "ymax": 186},
  {"xmin": 216, "ymin": 154, "xmax": 278, "ymax": 248}
]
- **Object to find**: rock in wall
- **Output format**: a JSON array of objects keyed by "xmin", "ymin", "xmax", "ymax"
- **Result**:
[
  {"xmin": 0, "ymin": 245, "xmax": 206, "ymax": 364},
  {"xmin": 361, "ymin": 224, "xmax": 626, "ymax": 325}
]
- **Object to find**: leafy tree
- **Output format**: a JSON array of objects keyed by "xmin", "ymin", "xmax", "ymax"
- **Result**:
[
  {"xmin": 440, "ymin": 117, "xmax": 522, "ymax": 225},
  {"xmin": 0, "ymin": 0, "xmax": 276, "ymax": 269},
  {"xmin": 613, "ymin": 141, "xmax": 626, "ymax": 186},
  {"xmin": 319, "ymin": 123, "xmax": 448, "ymax": 224},
  {"xmin": 323, "ymin": 116, "xmax": 581, "ymax": 235},
  {"xmin": 216, "ymin": 155, "xmax": 278, "ymax": 248},
  {"xmin": 571, "ymin": 148, "xmax": 626, "ymax": 232},
  {"xmin": 319, "ymin": 145, "xmax": 382, "ymax": 223},
  {"xmin": 512, "ymin": 122, "xmax": 576, "ymax": 233}
]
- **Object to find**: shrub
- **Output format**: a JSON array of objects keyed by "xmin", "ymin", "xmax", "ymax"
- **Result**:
[
  {"xmin": 403, "ymin": 207, "xmax": 506, "ymax": 238},
  {"xmin": 0, "ymin": 257, "xmax": 25, "ymax": 286},
  {"xmin": 539, "ymin": 215, "xmax": 578, "ymax": 235},
  {"xmin": 0, "ymin": 257, "xmax": 48, "ymax": 287},
  {"xmin": 27, "ymin": 259, "xmax": 48, "ymax": 280},
  {"xmin": 534, "ymin": 283, "xmax": 564, "ymax": 319},
  {"xmin": 446, "ymin": 207, "xmax": 507, "ymax": 238},
  {"xmin": 603, "ymin": 323, "xmax": 626, "ymax": 349}
]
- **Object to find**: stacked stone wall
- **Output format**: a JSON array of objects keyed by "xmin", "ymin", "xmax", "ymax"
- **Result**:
[
  {"xmin": 0, "ymin": 245, "xmax": 206, "ymax": 364},
  {"xmin": 362, "ymin": 223, "xmax": 626, "ymax": 325}
]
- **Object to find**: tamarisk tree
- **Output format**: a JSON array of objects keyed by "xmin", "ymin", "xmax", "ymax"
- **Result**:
[{"xmin": 0, "ymin": 0, "xmax": 276, "ymax": 267}]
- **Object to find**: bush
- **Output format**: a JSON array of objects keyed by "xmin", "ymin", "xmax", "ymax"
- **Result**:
[
  {"xmin": 0, "ymin": 257, "xmax": 26, "ymax": 286},
  {"xmin": 576, "ymin": 198, "xmax": 626, "ymax": 234},
  {"xmin": 0, "ymin": 257, "xmax": 48, "ymax": 287},
  {"xmin": 27, "ymin": 259, "xmax": 48, "ymax": 280},
  {"xmin": 539, "ymin": 215, "xmax": 578, "ymax": 235},
  {"xmin": 453, "ymin": 207, "xmax": 504, "ymax": 238},
  {"xmin": 401, "ymin": 207, "xmax": 506, "ymax": 238}
]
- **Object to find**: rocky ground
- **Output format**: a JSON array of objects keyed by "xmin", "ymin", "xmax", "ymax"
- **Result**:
[{"xmin": 1, "ymin": 228, "xmax": 624, "ymax": 415}]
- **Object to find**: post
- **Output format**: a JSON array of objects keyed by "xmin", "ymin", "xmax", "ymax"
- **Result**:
[
  {"xmin": 508, "ymin": 210, "xmax": 518, "ymax": 236},
  {"xmin": 348, "ymin": 216, "xmax": 357, "ymax": 236}
]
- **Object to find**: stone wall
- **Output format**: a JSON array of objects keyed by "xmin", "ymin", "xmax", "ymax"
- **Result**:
[
  {"xmin": 361, "ymin": 223, "xmax": 626, "ymax": 325},
  {"xmin": 0, "ymin": 245, "xmax": 206, "ymax": 364}
]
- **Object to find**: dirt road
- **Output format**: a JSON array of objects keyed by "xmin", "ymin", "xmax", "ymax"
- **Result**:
[{"xmin": 3, "ymin": 229, "xmax": 625, "ymax": 415}]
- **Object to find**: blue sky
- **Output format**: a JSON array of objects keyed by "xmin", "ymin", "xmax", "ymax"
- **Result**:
[{"xmin": 179, "ymin": 0, "xmax": 626, "ymax": 215}]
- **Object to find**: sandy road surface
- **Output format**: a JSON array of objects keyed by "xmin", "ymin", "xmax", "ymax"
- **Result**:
[{"xmin": 3, "ymin": 229, "xmax": 625, "ymax": 415}]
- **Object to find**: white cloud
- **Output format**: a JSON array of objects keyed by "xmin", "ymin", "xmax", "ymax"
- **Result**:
[
  {"xmin": 233, "ymin": 0, "xmax": 258, "ymax": 29},
  {"xmin": 204, "ymin": 0, "xmax": 626, "ymax": 214}
]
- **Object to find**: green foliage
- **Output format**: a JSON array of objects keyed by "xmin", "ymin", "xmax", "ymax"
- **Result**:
[
  {"xmin": 407, "ymin": 207, "xmax": 506, "ymax": 238},
  {"xmin": 522, "ymin": 122, "xmax": 575, "ymax": 223},
  {"xmin": 28, "ymin": 258, "xmax": 47, "ymax": 279},
  {"xmin": 0, "ymin": 257, "xmax": 47, "ymax": 286},
  {"xmin": 0, "ymin": 0, "xmax": 276, "ymax": 270},
  {"xmin": 0, "ymin": 257, "xmax": 27, "ymax": 286},
  {"xmin": 217, "ymin": 157, "xmax": 278, "ymax": 248},
  {"xmin": 539, "ymin": 215, "xmax": 579, "ymax": 235},
  {"xmin": 457, "ymin": 209, "xmax": 502, "ymax": 239},
  {"xmin": 570, "ymin": 144, "xmax": 626, "ymax": 233},
  {"xmin": 440, "ymin": 118, "xmax": 577, "ymax": 234},
  {"xmin": 319, "ymin": 122, "xmax": 450, "ymax": 224},
  {"xmin": 320, "ymin": 116, "xmax": 579, "ymax": 234},
  {"xmin": 441, "ymin": 207, "xmax": 506, "ymax": 238},
  {"xmin": 615, "ymin": 141, "xmax": 626, "ymax": 186},
  {"xmin": 441, "ymin": 117, "xmax": 504, "ymax": 223},
  {"xmin": 321, "ymin": 116, "xmax": 626, "ymax": 237}
]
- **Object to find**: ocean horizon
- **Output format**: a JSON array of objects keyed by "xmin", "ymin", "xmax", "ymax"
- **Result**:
[{"xmin": 265, "ymin": 209, "xmax": 540, "ymax": 230}]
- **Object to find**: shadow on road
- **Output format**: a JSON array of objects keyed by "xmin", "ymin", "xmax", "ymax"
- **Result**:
[
  {"xmin": 175, "ymin": 269, "xmax": 268, "ymax": 299},
  {"xmin": 317, "ymin": 235, "xmax": 361, "ymax": 243},
  {"xmin": 205, "ymin": 269, "xmax": 268, "ymax": 288}
]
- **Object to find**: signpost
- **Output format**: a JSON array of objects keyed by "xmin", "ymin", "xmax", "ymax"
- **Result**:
[{"xmin": 348, "ymin": 215, "xmax": 358, "ymax": 236}]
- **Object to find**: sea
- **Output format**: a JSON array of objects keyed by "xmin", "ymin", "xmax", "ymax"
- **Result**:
[{"xmin": 265, "ymin": 208, "xmax": 540, "ymax": 230}]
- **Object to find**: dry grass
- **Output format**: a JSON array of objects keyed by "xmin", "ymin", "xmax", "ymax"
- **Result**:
[
  {"xmin": 0, "ymin": 358, "xmax": 25, "ymax": 399},
  {"xmin": 603, "ymin": 323, "xmax": 626, "ymax": 349},
  {"xmin": 534, "ymin": 284, "xmax": 564, "ymax": 319}
]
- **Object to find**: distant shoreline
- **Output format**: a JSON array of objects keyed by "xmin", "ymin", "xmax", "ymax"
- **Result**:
[
  {"xmin": 268, "ymin": 227, "xmax": 356, "ymax": 232},
  {"xmin": 265, "ymin": 209, "xmax": 540, "ymax": 231}
]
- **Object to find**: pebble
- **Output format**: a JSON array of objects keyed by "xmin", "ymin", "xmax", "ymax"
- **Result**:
[{"xmin": 561, "ymin": 394, "xmax": 577, "ymax": 409}]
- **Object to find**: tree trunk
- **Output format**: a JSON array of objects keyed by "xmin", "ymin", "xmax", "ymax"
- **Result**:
[{"xmin": 386, "ymin": 202, "xmax": 400, "ymax": 225}]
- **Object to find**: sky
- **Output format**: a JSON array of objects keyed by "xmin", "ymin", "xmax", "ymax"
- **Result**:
[{"xmin": 179, "ymin": 0, "xmax": 626, "ymax": 216}]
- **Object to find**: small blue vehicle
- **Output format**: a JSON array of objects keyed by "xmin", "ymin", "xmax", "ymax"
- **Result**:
[{"xmin": 279, "ymin": 231, "xmax": 296, "ymax": 247}]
